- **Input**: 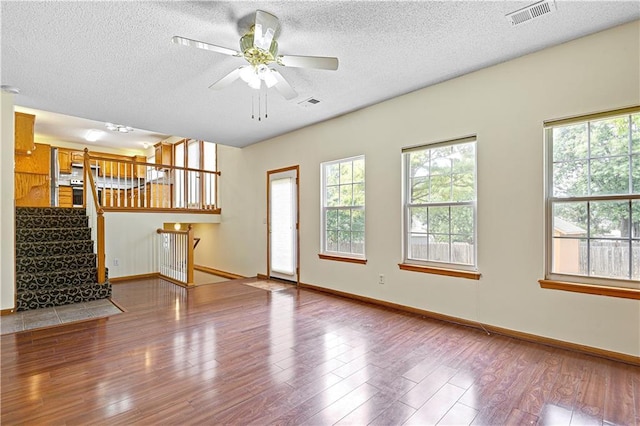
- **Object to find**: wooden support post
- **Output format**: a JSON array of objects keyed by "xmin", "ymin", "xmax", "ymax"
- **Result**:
[{"xmin": 187, "ymin": 225, "xmax": 194, "ymax": 286}]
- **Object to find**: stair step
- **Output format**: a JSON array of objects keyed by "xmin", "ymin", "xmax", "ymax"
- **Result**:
[
  {"xmin": 16, "ymin": 227, "xmax": 91, "ymax": 243},
  {"xmin": 16, "ymin": 207, "xmax": 87, "ymax": 217},
  {"xmin": 16, "ymin": 240, "xmax": 94, "ymax": 259},
  {"xmin": 17, "ymin": 282, "xmax": 112, "ymax": 311},
  {"xmin": 17, "ymin": 267, "xmax": 101, "ymax": 291},
  {"xmin": 16, "ymin": 215, "xmax": 88, "ymax": 229},
  {"xmin": 16, "ymin": 253, "xmax": 96, "ymax": 274}
]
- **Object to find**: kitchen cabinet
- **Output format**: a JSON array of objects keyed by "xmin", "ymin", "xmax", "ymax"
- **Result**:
[
  {"xmin": 58, "ymin": 149, "xmax": 72, "ymax": 174},
  {"xmin": 154, "ymin": 142, "xmax": 172, "ymax": 168},
  {"xmin": 102, "ymin": 188, "xmax": 125, "ymax": 208},
  {"xmin": 98, "ymin": 154, "xmax": 147, "ymax": 178},
  {"xmin": 15, "ymin": 143, "xmax": 51, "ymax": 207},
  {"xmin": 71, "ymin": 151, "xmax": 85, "ymax": 164},
  {"xmin": 146, "ymin": 183, "xmax": 172, "ymax": 208},
  {"xmin": 58, "ymin": 186, "xmax": 72, "ymax": 208},
  {"xmin": 15, "ymin": 112, "xmax": 35, "ymax": 155}
]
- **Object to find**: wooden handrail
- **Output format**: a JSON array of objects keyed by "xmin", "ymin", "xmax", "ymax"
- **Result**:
[
  {"xmin": 156, "ymin": 228, "xmax": 189, "ymax": 235},
  {"xmin": 87, "ymin": 154, "xmax": 221, "ymax": 175},
  {"xmin": 84, "ymin": 148, "xmax": 106, "ymax": 284}
]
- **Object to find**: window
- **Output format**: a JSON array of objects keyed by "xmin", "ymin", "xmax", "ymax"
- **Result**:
[
  {"xmin": 402, "ymin": 137, "xmax": 477, "ymax": 271},
  {"xmin": 545, "ymin": 107, "xmax": 640, "ymax": 287},
  {"xmin": 320, "ymin": 156, "xmax": 365, "ymax": 260},
  {"xmin": 173, "ymin": 139, "xmax": 217, "ymax": 209}
]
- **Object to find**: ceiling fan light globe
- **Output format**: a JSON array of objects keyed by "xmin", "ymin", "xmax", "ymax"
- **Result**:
[
  {"xmin": 264, "ymin": 71, "xmax": 278, "ymax": 88},
  {"xmin": 248, "ymin": 78, "xmax": 261, "ymax": 90},
  {"xmin": 239, "ymin": 66, "xmax": 255, "ymax": 83}
]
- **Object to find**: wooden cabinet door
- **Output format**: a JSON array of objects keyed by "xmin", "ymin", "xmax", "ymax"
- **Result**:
[
  {"xmin": 15, "ymin": 143, "xmax": 50, "ymax": 174},
  {"xmin": 15, "ymin": 112, "xmax": 35, "ymax": 155},
  {"xmin": 58, "ymin": 186, "xmax": 72, "ymax": 207},
  {"xmin": 58, "ymin": 149, "xmax": 72, "ymax": 174}
]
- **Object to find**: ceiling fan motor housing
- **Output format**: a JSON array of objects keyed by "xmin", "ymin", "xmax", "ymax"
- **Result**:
[{"xmin": 240, "ymin": 28, "xmax": 278, "ymax": 66}]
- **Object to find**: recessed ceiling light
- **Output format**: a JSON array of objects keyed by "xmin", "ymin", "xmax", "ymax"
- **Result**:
[{"xmin": 85, "ymin": 129, "xmax": 103, "ymax": 142}]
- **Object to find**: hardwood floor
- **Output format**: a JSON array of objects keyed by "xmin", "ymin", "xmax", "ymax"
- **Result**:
[{"xmin": 1, "ymin": 277, "xmax": 638, "ymax": 425}]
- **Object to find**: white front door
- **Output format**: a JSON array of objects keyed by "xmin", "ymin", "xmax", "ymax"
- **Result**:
[{"xmin": 268, "ymin": 168, "xmax": 298, "ymax": 282}]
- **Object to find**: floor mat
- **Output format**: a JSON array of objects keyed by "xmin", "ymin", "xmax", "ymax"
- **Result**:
[{"xmin": 243, "ymin": 280, "xmax": 296, "ymax": 292}]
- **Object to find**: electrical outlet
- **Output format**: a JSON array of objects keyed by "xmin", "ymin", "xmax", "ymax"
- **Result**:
[
  {"xmin": 113, "ymin": 258, "xmax": 119, "ymax": 266},
  {"xmin": 378, "ymin": 274, "xmax": 385, "ymax": 285}
]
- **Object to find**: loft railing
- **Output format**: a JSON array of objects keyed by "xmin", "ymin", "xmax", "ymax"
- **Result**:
[
  {"xmin": 84, "ymin": 149, "xmax": 221, "ymax": 212},
  {"xmin": 156, "ymin": 226, "xmax": 194, "ymax": 286},
  {"xmin": 83, "ymin": 150, "xmax": 106, "ymax": 284}
]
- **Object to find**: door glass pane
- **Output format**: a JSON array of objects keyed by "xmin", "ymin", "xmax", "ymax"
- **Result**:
[{"xmin": 271, "ymin": 177, "xmax": 294, "ymax": 275}]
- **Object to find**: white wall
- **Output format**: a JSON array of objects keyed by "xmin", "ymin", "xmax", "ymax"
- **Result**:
[
  {"xmin": 0, "ymin": 93, "xmax": 16, "ymax": 311},
  {"xmin": 200, "ymin": 21, "xmax": 640, "ymax": 357},
  {"xmin": 103, "ymin": 212, "xmax": 220, "ymax": 278}
]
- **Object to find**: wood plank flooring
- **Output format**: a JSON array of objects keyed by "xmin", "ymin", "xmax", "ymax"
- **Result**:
[{"xmin": 1, "ymin": 277, "xmax": 638, "ymax": 425}]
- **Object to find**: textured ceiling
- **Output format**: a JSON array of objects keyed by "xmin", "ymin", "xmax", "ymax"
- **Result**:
[{"xmin": 2, "ymin": 1, "xmax": 639, "ymax": 148}]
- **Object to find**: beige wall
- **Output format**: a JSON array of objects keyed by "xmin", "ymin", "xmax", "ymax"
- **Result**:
[
  {"xmin": 197, "ymin": 21, "xmax": 640, "ymax": 357},
  {"xmin": 1, "ymin": 93, "xmax": 16, "ymax": 311}
]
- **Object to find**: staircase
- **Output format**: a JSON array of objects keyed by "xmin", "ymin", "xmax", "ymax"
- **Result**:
[{"xmin": 15, "ymin": 207, "xmax": 111, "ymax": 311}]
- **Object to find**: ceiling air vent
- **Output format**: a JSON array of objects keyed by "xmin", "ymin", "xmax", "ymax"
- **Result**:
[
  {"xmin": 506, "ymin": 0, "xmax": 556, "ymax": 27},
  {"xmin": 298, "ymin": 97, "xmax": 321, "ymax": 108}
]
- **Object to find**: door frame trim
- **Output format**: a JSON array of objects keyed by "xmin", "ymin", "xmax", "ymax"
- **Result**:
[{"xmin": 266, "ymin": 165, "xmax": 300, "ymax": 285}]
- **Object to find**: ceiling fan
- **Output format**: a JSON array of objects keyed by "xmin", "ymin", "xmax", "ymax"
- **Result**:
[{"xmin": 172, "ymin": 10, "xmax": 339, "ymax": 100}]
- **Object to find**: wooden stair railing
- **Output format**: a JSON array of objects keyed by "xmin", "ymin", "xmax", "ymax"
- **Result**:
[
  {"xmin": 84, "ymin": 148, "xmax": 106, "ymax": 284},
  {"xmin": 156, "ymin": 225, "xmax": 194, "ymax": 286}
]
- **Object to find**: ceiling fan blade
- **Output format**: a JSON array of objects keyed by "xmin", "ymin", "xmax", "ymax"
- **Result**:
[
  {"xmin": 172, "ymin": 36, "xmax": 241, "ymax": 57},
  {"xmin": 209, "ymin": 67, "xmax": 244, "ymax": 90},
  {"xmin": 253, "ymin": 10, "xmax": 280, "ymax": 51},
  {"xmin": 270, "ymin": 70, "xmax": 297, "ymax": 100},
  {"xmin": 277, "ymin": 55, "xmax": 339, "ymax": 70}
]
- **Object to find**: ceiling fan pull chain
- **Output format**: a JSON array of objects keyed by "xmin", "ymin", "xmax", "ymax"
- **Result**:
[
  {"xmin": 251, "ymin": 92, "xmax": 255, "ymax": 120},
  {"xmin": 258, "ymin": 92, "xmax": 261, "ymax": 121},
  {"xmin": 265, "ymin": 90, "xmax": 268, "ymax": 119}
]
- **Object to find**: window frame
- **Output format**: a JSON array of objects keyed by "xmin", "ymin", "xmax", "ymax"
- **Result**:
[
  {"xmin": 320, "ymin": 155, "xmax": 366, "ymax": 261},
  {"xmin": 401, "ymin": 136, "xmax": 478, "ymax": 274},
  {"xmin": 544, "ymin": 106, "xmax": 640, "ymax": 291}
]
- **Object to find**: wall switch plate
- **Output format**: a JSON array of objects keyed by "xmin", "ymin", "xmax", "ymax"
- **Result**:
[
  {"xmin": 113, "ymin": 258, "xmax": 119, "ymax": 266},
  {"xmin": 378, "ymin": 274, "xmax": 385, "ymax": 285}
]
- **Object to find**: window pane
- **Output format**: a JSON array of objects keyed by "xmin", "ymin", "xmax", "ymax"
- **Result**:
[
  {"xmin": 410, "ymin": 207, "xmax": 428, "ymax": 232},
  {"xmin": 590, "ymin": 200, "xmax": 630, "ymax": 238},
  {"xmin": 174, "ymin": 143, "xmax": 185, "ymax": 167},
  {"xmin": 428, "ymin": 234, "xmax": 450, "ymax": 262},
  {"xmin": 340, "ymin": 162, "xmax": 352, "ymax": 184},
  {"xmin": 326, "ymin": 209, "xmax": 338, "ymax": 231},
  {"xmin": 590, "ymin": 116, "xmax": 629, "ymax": 158},
  {"xmin": 553, "ymin": 124, "xmax": 587, "ymax": 162},
  {"xmin": 451, "ymin": 143, "xmax": 475, "ymax": 174},
  {"xmin": 451, "ymin": 206, "xmax": 473, "ymax": 235},
  {"xmin": 633, "ymin": 200, "xmax": 640, "ymax": 239},
  {"xmin": 337, "ymin": 209, "xmax": 351, "ymax": 231},
  {"xmin": 411, "ymin": 176, "xmax": 429, "ymax": 203},
  {"xmin": 352, "ymin": 232, "xmax": 365, "ymax": 255},
  {"xmin": 408, "ymin": 233, "xmax": 428, "ymax": 260},
  {"xmin": 353, "ymin": 159, "xmax": 365, "ymax": 183},
  {"xmin": 353, "ymin": 183, "xmax": 365, "ymax": 206},
  {"xmin": 451, "ymin": 234, "xmax": 474, "ymax": 265},
  {"xmin": 326, "ymin": 230, "xmax": 338, "ymax": 252},
  {"xmin": 326, "ymin": 186, "xmax": 339, "ymax": 207},
  {"xmin": 633, "ymin": 155, "xmax": 640, "ymax": 194},
  {"xmin": 203, "ymin": 142, "xmax": 216, "ymax": 171},
  {"xmin": 352, "ymin": 209, "xmax": 365, "ymax": 232},
  {"xmin": 553, "ymin": 202, "xmax": 588, "ymax": 237},
  {"xmin": 188, "ymin": 140, "xmax": 199, "ymax": 169},
  {"xmin": 553, "ymin": 160, "xmax": 588, "ymax": 197},
  {"xmin": 552, "ymin": 237, "xmax": 585, "ymax": 275},
  {"xmin": 429, "ymin": 174, "xmax": 452, "ymax": 202},
  {"xmin": 632, "ymin": 114, "xmax": 640, "ymax": 154},
  {"xmin": 338, "ymin": 231, "xmax": 351, "ymax": 253},
  {"xmin": 452, "ymin": 173, "xmax": 474, "ymax": 202},
  {"xmin": 590, "ymin": 156, "xmax": 629, "ymax": 195},
  {"xmin": 633, "ymin": 240, "xmax": 640, "ymax": 280},
  {"xmin": 340, "ymin": 184, "xmax": 353, "ymax": 206},
  {"xmin": 430, "ymin": 146, "xmax": 453, "ymax": 175},
  {"xmin": 428, "ymin": 206, "xmax": 449, "ymax": 234},
  {"xmin": 326, "ymin": 164, "xmax": 340, "ymax": 185},
  {"xmin": 409, "ymin": 151, "xmax": 429, "ymax": 178},
  {"xmin": 589, "ymin": 239, "xmax": 629, "ymax": 279}
]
